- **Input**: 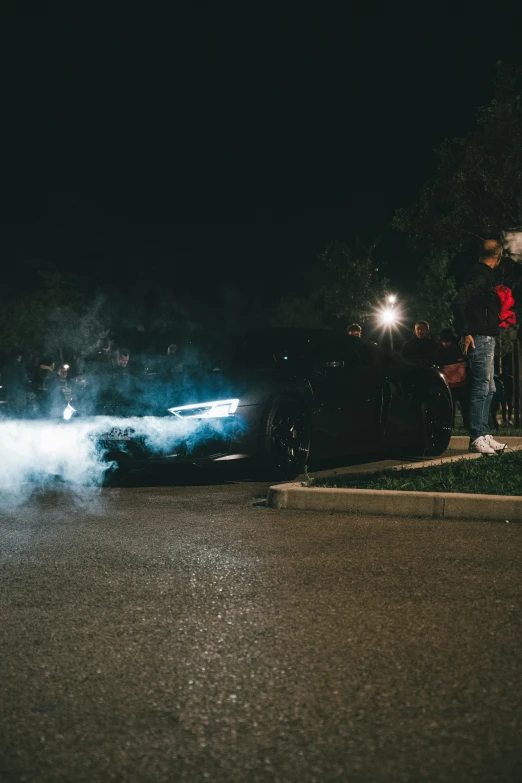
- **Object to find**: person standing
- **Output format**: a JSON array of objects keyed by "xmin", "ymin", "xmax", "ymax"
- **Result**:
[
  {"xmin": 162, "ymin": 343, "xmax": 185, "ymax": 377},
  {"xmin": 346, "ymin": 324, "xmax": 362, "ymax": 338},
  {"xmin": 3, "ymin": 349, "xmax": 29, "ymax": 418},
  {"xmin": 36, "ymin": 357, "xmax": 56, "ymax": 417},
  {"xmin": 500, "ymin": 367, "xmax": 514, "ymax": 426},
  {"xmin": 452, "ymin": 240, "xmax": 506, "ymax": 454},
  {"xmin": 401, "ymin": 320, "xmax": 438, "ymax": 365},
  {"xmin": 48, "ymin": 363, "xmax": 73, "ymax": 418},
  {"xmin": 114, "ymin": 348, "xmax": 130, "ymax": 370}
]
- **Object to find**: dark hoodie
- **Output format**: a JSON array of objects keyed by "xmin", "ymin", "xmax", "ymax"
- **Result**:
[
  {"xmin": 452, "ymin": 263, "xmax": 500, "ymax": 337},
  {"xmin": 401, "ymin": 335, "xmax": 438, "ymax": 365}
]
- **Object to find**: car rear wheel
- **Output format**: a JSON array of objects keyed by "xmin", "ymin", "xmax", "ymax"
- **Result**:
[
  {"xmin": 257, "ymin": 395, "xmax": 311, "ymax": 480},
  {"xmin": 417, "ymin": 391, "xmax": 452, "ymax": 457}
]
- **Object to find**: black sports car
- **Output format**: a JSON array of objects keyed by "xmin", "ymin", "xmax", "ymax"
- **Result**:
[{"xmin": 67, "ymin": 328, "xmax": 453, "ymax": 479}]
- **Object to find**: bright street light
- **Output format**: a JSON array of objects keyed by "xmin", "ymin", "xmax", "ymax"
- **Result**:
[
  {"xmin": 379, "ymin": 307, "xmax": 399, "ymax": 327},
  {"xmin": 375, "ymin": 294, "xmax": 402, "ymax": 352}
]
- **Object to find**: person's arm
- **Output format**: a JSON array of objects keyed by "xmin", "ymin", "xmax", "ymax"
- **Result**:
[
  {"xmin": 452, "ymin": 266, "xmax": 487, "ymax": 334},
  {"xmin": 452, "ymin": 267, "xmax": 487, "ymax": 353},
  {"xmin": 434, "ymin": 347, "xmax": 445, "ymax": 369},
  {"xmin": 428, "ymin": 338, "xmax": 438, "ymax": 361}
]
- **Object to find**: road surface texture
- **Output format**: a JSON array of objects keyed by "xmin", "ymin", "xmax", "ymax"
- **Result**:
[{"xmin": 1, "ymin": 456, "xmax": 521, "ymax": 782}]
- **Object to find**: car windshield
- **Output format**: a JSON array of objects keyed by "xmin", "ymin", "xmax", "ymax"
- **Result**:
[
  {"xmin": 160, "ymin": 329, "xmax": 411, "ymax": 374},
  {"xmin": 211, "ymin": 333, "xmax": 277, "ymax": 370},
  {"xmin": 213, "ymin": 329, "xmax": 345, "ymax": 371}
]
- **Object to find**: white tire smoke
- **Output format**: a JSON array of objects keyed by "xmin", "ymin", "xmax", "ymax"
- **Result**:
[{"xmin": 0, "ymin": 415, "xmax": 236, "ymax": 506}]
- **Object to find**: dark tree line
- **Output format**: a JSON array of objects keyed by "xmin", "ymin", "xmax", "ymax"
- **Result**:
[
  {"xmin": 3, "ymin": 63, "xmax": 522, "ymax": 359},
  {"xmin": 393, "ymin": 63, "xmax": 522, "ymax": 253}
]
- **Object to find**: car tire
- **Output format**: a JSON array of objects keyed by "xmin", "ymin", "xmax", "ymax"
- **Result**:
[
  {"xmin": 100, "ymin": 450, "xmax": 133, "ymax": 486},
  {"xmin": 256, "ymin": 395, "xmax": 311, "ymax": 480},
  {"xmin": 416, "ymin": 390, "xmax": 452, "ymax": 457}
]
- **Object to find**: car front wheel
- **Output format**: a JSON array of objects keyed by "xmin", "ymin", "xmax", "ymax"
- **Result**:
[{"xmin": 257, "ymin": 395, "xmax": 311, "ymax": 480}]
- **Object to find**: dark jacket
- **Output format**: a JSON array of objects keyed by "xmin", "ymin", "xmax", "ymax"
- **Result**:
[
  {"xmin": 401, "ymin": 335, "xmax": 438, "ymax": 365},
  {"xmin": 36, "ymin": 366, "xmax": 55, "ymax": 396},
  {"xmin": 3, "ymin": 359, "xmax": 28, "ymax": 394},
  {"xmin": 47, "ymin": 374, "xmax": 69, "ymax": 418},
  {"xmin": 452, "ymin": 263, "xmax": 500, "ymax": 337},
  {"xmin": 434, "ymin": 343, "xmax": 464, "ymax": 369}
]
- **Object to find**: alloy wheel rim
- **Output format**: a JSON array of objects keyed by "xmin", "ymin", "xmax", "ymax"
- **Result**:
[{"xmin": 270, "ymin": 407, "xmax": 309, "ymax": 468}]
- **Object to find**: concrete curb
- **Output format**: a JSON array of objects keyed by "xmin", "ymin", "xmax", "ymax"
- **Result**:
[
  {"xmin": 392, "ymin": 441, "xmax": 522, "ymax": 472},
  {"xmin": 267, "ymin": 442, "xmax": 522, "ymax": 522},
  {"xmin": 267, "ymin": 485, "xmax": 522, "ymax": 521}
]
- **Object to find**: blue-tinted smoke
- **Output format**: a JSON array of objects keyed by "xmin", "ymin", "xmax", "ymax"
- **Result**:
[
  {"xmin": 0, "ymin": 412, "xmax": 241, "ymax": 507},
  {"xmin": 0, "ymin": 338, "xmax": 250, "ymax": 507}
]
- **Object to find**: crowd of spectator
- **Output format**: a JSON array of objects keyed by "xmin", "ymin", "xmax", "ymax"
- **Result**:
[
  {"xmin": 0, "ymin": 338, "xmax": 187, "ymax": 420},
  {"xmin": 344, "ymin": 313, "xmax": 514, "ymax": 439},
  {"xmin": 1, "ymin": 312, "xmax": 515, "ymax": 432},
  {"xmin": 400, "ymin": 319, "xmax": 514, "ymax": 432},
  {"xmin": 0, "ymin": 349, "xmax": 73, "ymax": 420}
]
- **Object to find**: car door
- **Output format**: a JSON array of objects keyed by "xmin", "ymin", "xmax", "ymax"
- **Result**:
[
  {"xmin": 291, "ymin": 333, "xmax": 383, "ymax": 454},
  {"xmin": 363, "ymin": 343, "xmax": 422, "ymax": 451}
]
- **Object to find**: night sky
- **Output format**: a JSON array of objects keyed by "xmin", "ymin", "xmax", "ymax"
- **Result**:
[{"xmin": 2, "ymin": 6, "xmax": 522, "ymax": 300}]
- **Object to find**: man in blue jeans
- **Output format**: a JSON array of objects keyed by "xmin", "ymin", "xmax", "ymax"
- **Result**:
[{"xmin": 452, "ymin": 240, "xmax": 507, "ymax": 455}]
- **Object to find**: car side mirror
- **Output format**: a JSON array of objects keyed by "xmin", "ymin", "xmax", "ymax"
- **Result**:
[{"xmin": 312, "ymin": 359, "xmax": 345, "ymax": 374}]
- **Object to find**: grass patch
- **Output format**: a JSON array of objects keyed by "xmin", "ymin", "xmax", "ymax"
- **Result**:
[
  {"xmin": 452, "ymin": 425, "xmax": 522, "ymax": 437},
  {"xmin": 451, "ymin": 409, "xmax": 522, "ymax": 437},
  {"xmin": 312, "ymin": 450, "xmax": 522, "ymax": 496}
]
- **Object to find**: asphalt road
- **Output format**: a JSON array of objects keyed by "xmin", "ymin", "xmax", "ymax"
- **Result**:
[{"xmin": 1, "ymin": 457, "xmax": 521, "ymax": 783}]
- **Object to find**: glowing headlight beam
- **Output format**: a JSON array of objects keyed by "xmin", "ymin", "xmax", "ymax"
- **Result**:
[{"xmin": 168, "ymin": 399, "xmax": 239, "ymax": 419}]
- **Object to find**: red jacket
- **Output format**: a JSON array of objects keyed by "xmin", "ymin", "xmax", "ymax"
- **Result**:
[{"xmin": 494, "ymin": 285, "xmax": 516, "ymax": 328}]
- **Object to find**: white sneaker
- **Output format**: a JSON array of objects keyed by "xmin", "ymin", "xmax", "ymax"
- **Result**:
[
  {"xmin": 469, "ymin": 436, "xmax": 497, "ymax": 455},
  {"xmin": 484, "ymin": 434, "xmax": 507, "ymax": 452}
]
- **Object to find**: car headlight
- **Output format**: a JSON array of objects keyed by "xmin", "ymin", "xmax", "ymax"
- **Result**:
[
  {"xmin": 168, "ymin": 399, "xmax": 239, "ymax": 418},
  {"xmin": 63, "ymin": 403, "xmax": 76, "ymax": 421}
]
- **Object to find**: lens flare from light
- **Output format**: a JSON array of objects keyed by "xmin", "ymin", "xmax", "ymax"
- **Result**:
[
  {"xmin": 168, "ymin": 399, "xmax": 239, "ymax": 418},
  {"xmin": 379, "ymin": 308, "xmax": 399, "ymax": 326},
  {"xmin": 387, "ymin": 294, "xmax": 397, "ymax": 305}
]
